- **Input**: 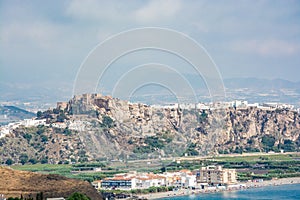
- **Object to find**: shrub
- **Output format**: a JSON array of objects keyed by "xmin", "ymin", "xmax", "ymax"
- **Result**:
[
  {"xmin": 19, "ymin": 153, "xmax": 28, "ymax": 165},
  {"xmin": 101, "ymin": 116, "xmax": 114, "ymax": 128},
  {"xmin": 5, "ymin": 158, "xmax": 14, "ymax": 165},
  {"xmin": 261, "ymin": 135, "xmax": 275, "ymax": 148},
  {"xmin": 145, "ymin": 136, "xmax": 164, "ymax": 149},
  {"xmin": 67, "ymin": 192, "xmax": 91, "ymax": 200},
  {"xmin": 29, "ymin": 158, "xmax": 38, "ymax": 164}
]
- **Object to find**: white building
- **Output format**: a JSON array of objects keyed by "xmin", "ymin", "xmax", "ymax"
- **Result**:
[
  {"xmin": 21, "ymin": 119, "xmax": 46, "ymax": 127},
  {"xmin": 0, "ymin": 127, "xmax": 10, "ymax": 138},
  {"xmin": 196, "ymin": 103, "xmax": 210, "ymax": 110},
  {"xmin": 231, "ymin": 100, "xmax": 248, "ymax": 108},
  {"xmin": 100, "ymin": 171, "xmax": 199, "ymax": 190},
  {"xmin": 163, "ymin": 170, "xmax": 196, "ymax": 188},
  {"xmin": 178, "ymin": 169, "xmax": 197, "ymax": 187},
  {"xmin": 134, "ymin": 173, "xmax": 166, "ymax": 189}
]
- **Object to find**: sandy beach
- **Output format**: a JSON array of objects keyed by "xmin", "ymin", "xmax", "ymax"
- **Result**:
[{"xmin": 138, "ymin": 177, "xmax": 300, "ymax": 199}]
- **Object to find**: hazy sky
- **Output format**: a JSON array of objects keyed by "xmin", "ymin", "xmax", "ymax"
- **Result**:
[{"xmin": 1, "ymin": 0, "xmax": 300, "ymax": 91}]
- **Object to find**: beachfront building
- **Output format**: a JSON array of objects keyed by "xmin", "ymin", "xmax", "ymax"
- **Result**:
[
  {"xmin": 179, "ymin": 169, "xmax": 197, "ymax": 188},
  {"xmin": 100, "ymin": 167, "xmax": 235, "ymax": 190},
  {"xmin": 164, "ymin": 171, "xmax": 181, "ymax": 187},
  {"xmin": 101, "ymin": 174, "xmax": 134, "ymax": 190},
  {"xmin": 163, "ymin": 170, "xmax": 197, "ymax": 188},
  {"xmin": 135, "ymin": 173, "xmax": 166, "ymax": 189},
  {"xmin": 100, "ymin": 172, "xmax": 166, "ymax": 190},
  {"xmin": 196, "ymin": 165, "xmax": 237, "ymax": 186}
]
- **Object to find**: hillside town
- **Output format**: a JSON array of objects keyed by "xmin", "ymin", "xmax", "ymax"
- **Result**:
[{"xmin": 1, "ymin": 98, "xmax": 299, "ymax": 139}]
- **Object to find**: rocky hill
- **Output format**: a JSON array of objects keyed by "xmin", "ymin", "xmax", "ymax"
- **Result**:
[
  {"xmin": 0, "ymin": 94, "xmax": 300, "ymax": 164},
  {"xmin": 0, "ymin": 166, "xmax": 102, "ymax": 199}
]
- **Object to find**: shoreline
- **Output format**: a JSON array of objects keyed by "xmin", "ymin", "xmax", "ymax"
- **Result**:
[{"xmin": 137, "ymin": 177, "xmax": 300, "ymax": 199}]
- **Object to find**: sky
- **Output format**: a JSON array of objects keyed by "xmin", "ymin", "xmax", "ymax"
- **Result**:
[{"xmin": 1, "ymin": 0, "xmax": 300, "ymax": 101}]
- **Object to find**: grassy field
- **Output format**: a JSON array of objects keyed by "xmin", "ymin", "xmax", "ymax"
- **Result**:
[
  {"xmin": 214, "ymin": 153, "xmax": 297, "ymax": 162},
  {"xmin": 11, "ymin": 163, "xmax": 117, "ymax": 182},
  {"xmin": 10, "ymin": 152, "xmax": 300, "ymax": 182}
]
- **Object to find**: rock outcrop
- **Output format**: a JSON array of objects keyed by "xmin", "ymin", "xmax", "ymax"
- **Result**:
[{"xmin": 1, "ymin": 94, "xmax": 300, "ymax": 164}]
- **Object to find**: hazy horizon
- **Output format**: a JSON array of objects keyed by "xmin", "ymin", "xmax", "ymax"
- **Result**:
[{"xmin": 1, "ymin": 0, "xmax": 300, "ymax": 104}]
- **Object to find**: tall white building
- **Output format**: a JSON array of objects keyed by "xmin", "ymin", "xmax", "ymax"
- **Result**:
[{"xmin": 196, "ymin": 165, "xmax": 237, "ymax": 186}]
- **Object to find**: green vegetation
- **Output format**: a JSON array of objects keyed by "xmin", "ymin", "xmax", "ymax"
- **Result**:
[
  {"xmin": 67, "ymin": 192, "xmax": 91, "ymax": 200},
  {"xmin": 261, "ymin": 135, "xmax": 275, "ymax": 151},
  {"xmin": 133, "ymin": 146, "xmax": 152, "ymax": 154},
  {"xmin": 57, "ymin": 112, "xmax": 68, "ymax": 122},
  {"xmin": 5, "ymin": 158, "xmax": 14, "ymax": 165},
  {"xmin": 145, "ymin": 136, "xmax": 165, "ymax": 149},
  {"xmin": 11, "ymin": 162, "xmax": 120, "ymax": 182},
  {"xmin": 165, "ymin": 153, "xmax": 300, "ymax": 180},
  {"xmin": 10, "ymin": 153, "xmax": 300, "ymax": 183},
  {"xmin": 100, "ymin": 115, "xmax": 114, "ymax": 128},
  {"xmin": 2, "ymin": 125, "xmax": 59, "ymax": 165},
  {"xmin": 197, "ymin": 110, "xmax": 208, "ymax": 122},
  {"xmin": 19, "ymin": 154, "xmax": 29, "ymax": 165},
  {"xmin": 101, "ymin": 186, "xmax": 175, "ymax": 195},
  {"xmin": 133, "ymin": 136, "xmax": 169, "ymax": 154},
  {"xmin": 184, "ymin": 143, "xmax": 199, "ymax": 156},
  {"xmin": 281, "ymin": 139, "xmax": 296, "ymax": 152}
]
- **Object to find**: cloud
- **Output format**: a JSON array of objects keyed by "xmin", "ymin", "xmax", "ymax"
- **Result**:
[
  {"xmin": 134, "ymin": 0, "xmax": 182, "ymax": 23},
  {"xmin": 65, "ymin": 0, "xmax": 131, "ymax": 23},
  {"xmin": 1, "ymin": 0, "xmax": 300, "ymax": 85},
  {"xmin": 231, "ymin": 39, "xmax": 300, "ymax": 56},
  {"xmin": 1, "ymin": 21, "xmax": 62, "ymax": 50}
]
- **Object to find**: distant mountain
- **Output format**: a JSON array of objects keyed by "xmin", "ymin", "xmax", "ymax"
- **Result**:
[
  {"xmin": 222, "ymin": 78, "xmax": 300, "ymax": 107},
  {"xmin": 0, "ymin": 80, "xmax": 72, "ymax": 111},
  {"xmin": 0, "ymin": 105, "xmax": 35, "ymax": 125},
  {"xmin": 224, "ymin": 78, "xmax": 300, "ymax": 90}
]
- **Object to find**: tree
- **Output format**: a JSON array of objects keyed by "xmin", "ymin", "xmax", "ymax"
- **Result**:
[
  {"xmin": 261, "ymin": 135, "xmax": 275, "ymax": 150},
  {"xmin": 57, "ymin": 112, "xmax": 67, "ymax": 122},
  {"xmin": 36, "ymin": 192, "xmax": 43, "ymax": 200},
  {"xmin": 29, "ymin": 158, "xmax": 38, "ymax": 164},
  {"xmin": 184, "ymin": 143, "xmax": 199, "ymax": 156},
  {"xmin": 67, "ymin": 192, "xmax": 90, "ymax": 200},
  {"xmin": 37, "ymin": 111, "xmax": 42, "ymax": 118},
  {"xmin": 19, "ymin": 154, "xmax": 28, "ymax": 165},
  {"xmin": 53, "ymin": 108, "xmax": 60, "ymax": 114},
  {"xmin": 40, "ymin": 157, "xmax": 48, "ymax": 164},
  {"xmin": 23, "ymin": 133, "xmax": 32, "ymax": 143},
  {"xmin": 37, "ymin": 126, "xmax": 45, "ymax": 135},
  {"xmin": 282, "ymin": 139, "xmax": 296, "ymax": 152},
  {"xmin": 5, "ymin": 158, "xmax": 14, "ymax": 165},
  {"xmin": 63, "ymin": 128, "xmax": 72, "ymax": 135},
  {"xmin": 101, "ymin": 116, "xmax": 114, "ymax": 128},
  {"xmin": 41, "ymin": 134, "xmax": 48, "ymax": 143}
]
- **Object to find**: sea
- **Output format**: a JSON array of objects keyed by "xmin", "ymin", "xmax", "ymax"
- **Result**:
[{"xmin": 160, "ymin": 184, "xmax": 300, "ymax": 200}]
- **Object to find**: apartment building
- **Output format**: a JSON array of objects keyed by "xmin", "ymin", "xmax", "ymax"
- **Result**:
[{"xmin": 196, "ymin": 165, "xmax": 237, "ymax": 186}]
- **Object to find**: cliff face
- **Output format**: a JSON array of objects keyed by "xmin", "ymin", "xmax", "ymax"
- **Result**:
[
  {"xmin": 1, "ymin": 94, "xmax": 300, "ymax": 164},
  {"xmin": 66, "ymin": 94, "xmax": 300, "ymax": 158}
]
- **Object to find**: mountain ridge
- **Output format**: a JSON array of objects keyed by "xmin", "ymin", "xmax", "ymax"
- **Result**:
[{"xmin": 0, "ymin": 94, "xmax": 299, "ymax": 165}]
